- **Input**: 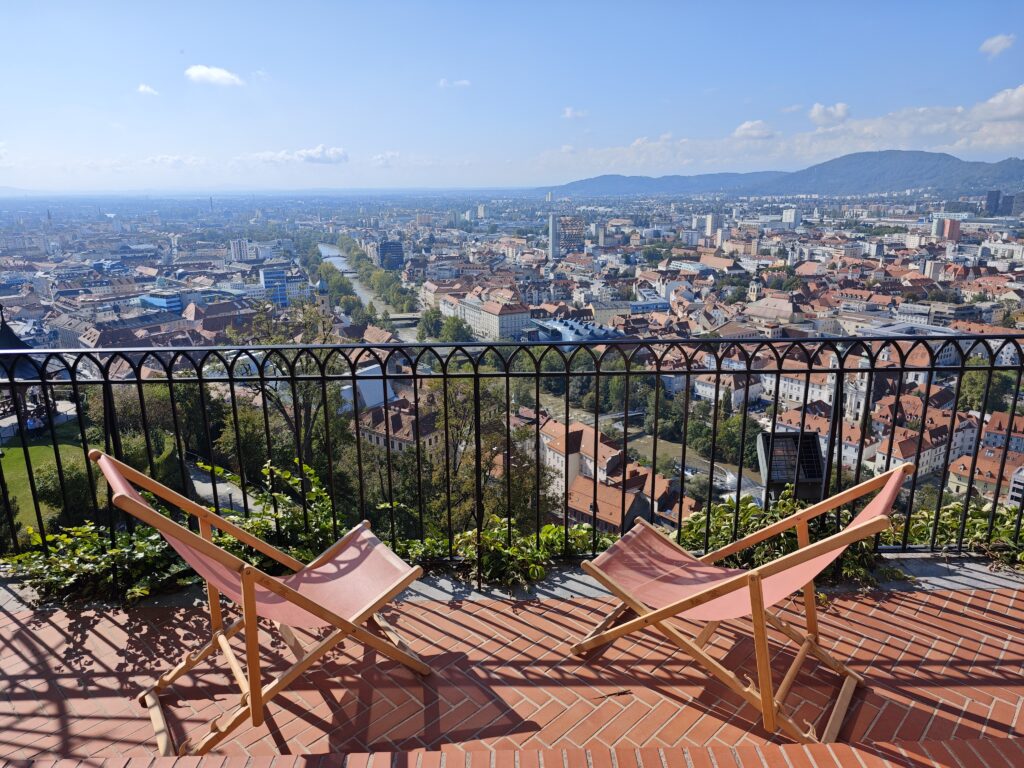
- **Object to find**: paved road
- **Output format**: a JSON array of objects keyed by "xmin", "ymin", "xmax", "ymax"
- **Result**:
[{"xmin": 187, "ymin": 462, "xmax": 259, "ymax": 515}]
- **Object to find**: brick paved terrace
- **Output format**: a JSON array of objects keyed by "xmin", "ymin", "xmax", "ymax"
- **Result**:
[{"xmin": 2, "ymin": 580, "xmax": 1024, "ymax": 767}]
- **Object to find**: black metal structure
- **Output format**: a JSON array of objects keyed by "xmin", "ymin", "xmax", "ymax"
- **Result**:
[{"xmin": 0, "ymin": 334, "xmax": 1022, "ymax": 585}]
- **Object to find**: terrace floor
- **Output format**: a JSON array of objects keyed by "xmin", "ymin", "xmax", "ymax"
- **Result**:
[{"xmin": 2, "ymin": 574, "xmax": 1024, "ymax": 767}]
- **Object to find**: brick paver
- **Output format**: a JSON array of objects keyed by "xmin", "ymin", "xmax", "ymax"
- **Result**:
[{"xmin": 1, "ymin": 586, "xmax": 1024, "ymax": 761}]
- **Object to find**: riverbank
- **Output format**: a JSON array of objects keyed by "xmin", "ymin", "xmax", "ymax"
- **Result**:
[{"xmin": 317, "ymin": 242, "xmax": 417, "ymax": 341}]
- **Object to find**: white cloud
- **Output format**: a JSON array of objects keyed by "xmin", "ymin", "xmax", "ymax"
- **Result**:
[
  {"xmin": 142, "ymin": 155, "xmax": 204, "ymax": 168},
  {"xmin": 536, "ymin": 82, "xmax": 1024, "ymax": 177},
  {"xmin": 248, "ymin": 144, "xmax": 349, "ymax": 165},
  {"xmin": 562, "ymin": 106, "xmax": 588, "ymax": 119},
  {"xmin": 971, "ymin": 83, "xmax": 1024, "ymax": 121},
  {"xmin": 732, "ymin": 120, "xmax": 774, "ymax": 139},
  {"xmin": 808, "ymin": 102, "xmax": 850, "ymax": 126},
  {"xmin": 136, "ymin": 83, "xmax": 159, "ymax": 96},
  {"xmin": 780, "ymin": 103, "xmax": 803, "ymax": 113},
  {"xmin": 184, "ymin": 65, "xmax": 244, "ymax": 86},
  {"xmin": 438, "ymin": 78, "xmax": 471, "ymax": 88},
  {"xmin": 980, "ymin": 33, "xmax": 1015, "ymax": 59},
  {"xmin": 371, "ymin": 151, "xmax": 400, "ymax": 167}
]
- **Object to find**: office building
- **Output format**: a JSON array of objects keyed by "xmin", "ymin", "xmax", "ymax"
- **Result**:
[
  {"xmin": 548, "ymin": 214, "xmax": 560, "ymax": 260},
  {"xmin": 229, "ymin": 239, "xmax": 250, "ymax": 261},
  {"xmin": 986, "ymin": 190, "xmax": 1002, "ymax": 216},
  {"xmin": 375, "ymin": 239, "xmax": 404, "ymax": 270},
  {"xmin": 559, "ymin": 216, "xmax": 585, "ymax": 254},
  {"xmin": 260, "ymin": 267, "xmax": 288, "ymax": 307}
]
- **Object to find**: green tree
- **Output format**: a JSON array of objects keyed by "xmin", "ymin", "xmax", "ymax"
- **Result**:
[
  {"xmin": 417, "ymin": 307, "xmax": 443, "ymax": 341},
  {"xmin": 958, "ymin": 367, "xmax": 1016, "ymax": 412},
  {"xmin": 439, "ymin": 316, "xmax": 474, "ymax": 342}
]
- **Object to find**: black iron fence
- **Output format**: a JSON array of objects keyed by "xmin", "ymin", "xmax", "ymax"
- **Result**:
[{"xmin": 2, "ymin": 334, "xmax": 1024, "ymax": 569}]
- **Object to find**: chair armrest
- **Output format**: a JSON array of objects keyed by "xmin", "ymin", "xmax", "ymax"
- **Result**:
[
  {"xmin": 573, "ymin": 567, "xmax": 750, "ymax": 652},
  {"xmin": 699, "ymin": 466, "xmax": 910, "ymax": 564}
]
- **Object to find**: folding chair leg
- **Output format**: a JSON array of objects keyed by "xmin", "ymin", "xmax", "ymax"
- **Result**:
[
  {"xmin": 694, "ymin": 620, "xmax": 720, "ymax": 649},
  {"xmin": 371, "ymin": 613, "xmax": 425, "ymax": 663},
  {"xmin": 569, "ymin": 600, "xmax": 630, "ymax": 655},
  {"xmin": 765, "ymin": 614, "xmax": 864, "ymax": 683},
  {"xmin": 276, "ymin": 622, "xmax": 308, "ymax": 661},
  {"xmin": 146, "ymin": 619, "xmax": 245, "ymax": 699}
]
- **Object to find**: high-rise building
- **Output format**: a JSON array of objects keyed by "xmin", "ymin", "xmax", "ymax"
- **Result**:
[
  {"xmin": 560, "ymin": 216, "xmax": 586, "ymax": 254},
  {"xmin": 704, "ymin": 213, "xmax": 721, "ymax": 237},
  {"xmin": 986, "ymin": 190, "xmax": 1002, "ymax": 216},
  {"xmin": 931, "ymin": 217, "xmax": 943, "ymax": 237},
  {"xmin": 376, "ymin": 239, "xmax": 404, "ymax": 270},
  {"xmin": 999, "ymin": 195, "xmax": 1016, "ymax": 216},
  {"xmin": 781, "ymin": 208, "xmax": 800, "ymax": 227},
  {"xmin": 229, "ymin": 238, "xmax": 250, "ymax": 261},
  {"xmin": 545, "ymin": 191, "xmax": 553, "ymax": 203},
  {"xmin": 260, "ymin": 267, "xmax": 288, "ymax": 307},
  {"xmin": 548, "ymin": 214, "xmax": 560, "ymax": 261},
  {"xmin": 477, "ymin": 204, "xmax": 486, "ymax": 219},
  {"xmin": 943, "ymin": 218, "xmax": 961, "ymax": 242},
  {"xmin": 1013, "ymin": 195, "xmax": 1024, "ymax": 217}
]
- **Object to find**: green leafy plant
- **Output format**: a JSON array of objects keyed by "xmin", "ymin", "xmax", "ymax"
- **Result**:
[
  {"xmin": 676, "ymin": 489, "xmax": 896, "ymax": 587},
  {"xmin": 886, "ymin": 499, "xmax": 1022, "ymax": 567},
  {"xmin": 200, "ymin": 460, "xmax": 338, "ymax": 570},
  {"xmin": 394, "ymin": 515, "xmax": 618, "ymax": 589},
  {"xmin": 3, "ymin": 522, "xmax": 187, "ymax": 604}
]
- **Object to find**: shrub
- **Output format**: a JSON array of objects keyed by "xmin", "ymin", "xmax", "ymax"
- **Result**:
[
  {"xmin": 3, "ymin": 522, "xmax": 187, "ymax": 604},
  {"xmin": 395, "ymin": 515, "xmax": 618, "ymax": 589},
  {"xmin": 886, "ymin": 499, "xmax": 1022, "ymax": 567},
  {"xmin": 676, "ymin": 489, "xmax": 897, "ymax": 587},
  {"xmin": 201, "ymin": 460, "xmax": 337, "ymax": 569}
]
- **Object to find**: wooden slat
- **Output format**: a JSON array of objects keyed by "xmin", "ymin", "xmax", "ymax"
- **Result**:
[
  {"xmin": 796, "ymin": 519, "xmax": 818, "ymax": 639},
  {"xmin": 775, "ymin": 636, "xmax": 813, "ymax": 708},
  {"xmin": 695, "ymin": 620, "xmax": 720, "ymax": 648},
  {"xmin": 141, "ymin": 689, "xmax": 176, "ymax": 757},
  {"xmin": 748, "ymin": 573, "xmax": 777, "ymax": 732},
  {"xmin": 822, "ymin": 674, "xmax": 859, "ymax": 742},
  {"xmin": 216, "ymin": 632, "xmax": 249, "ymax": 696},
  {"xmin": 276, "ymin": 622, "xmax": 307, "ymax": 661}
]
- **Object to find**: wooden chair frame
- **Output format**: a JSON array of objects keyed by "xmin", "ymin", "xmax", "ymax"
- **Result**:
[
  {"xmin": 570, "ymin": 464, "xmax": 914, "ymax": 744},
  {"xmin": 89, "ymin": 450, "xmax": 430, "ymax": 757}
]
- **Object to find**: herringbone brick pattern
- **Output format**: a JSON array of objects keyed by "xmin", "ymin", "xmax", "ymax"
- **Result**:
[{"xmin": 1, "ymin": 586, "xmax": 1023, "ymax": 762}]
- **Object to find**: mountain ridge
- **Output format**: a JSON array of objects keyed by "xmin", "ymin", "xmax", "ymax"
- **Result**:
[{"xmin": 548, "ymin": 150, "xmax": 1024, "ymax": 197}]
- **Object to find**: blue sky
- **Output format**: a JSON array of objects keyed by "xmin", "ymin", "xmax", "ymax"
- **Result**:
[{"xmin": 1, "ymin": 1, "xmax": 1023, "ymax": 191}]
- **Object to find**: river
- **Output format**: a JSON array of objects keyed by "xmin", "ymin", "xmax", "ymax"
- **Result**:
[{"xmin": 317, "ymin": 243, "xmax": 416, "ymax": 341}]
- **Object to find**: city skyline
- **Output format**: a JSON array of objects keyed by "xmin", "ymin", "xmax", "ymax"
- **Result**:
[{"xmin": 1, "ymin": 1, "xmax": 1023, "ymax": 191}]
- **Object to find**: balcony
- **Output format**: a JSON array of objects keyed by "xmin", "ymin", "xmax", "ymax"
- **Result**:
[{"xmin": 2, "ymin": 335, "xmax": 1024, "ymax": 765}]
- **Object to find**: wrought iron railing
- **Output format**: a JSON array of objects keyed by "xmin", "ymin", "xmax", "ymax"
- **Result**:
[{"xmin": 2, "ymin": 335, "xmax": 1023, "ymax": 574}]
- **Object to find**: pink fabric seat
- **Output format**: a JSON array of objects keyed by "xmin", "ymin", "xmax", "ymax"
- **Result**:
[
  {"xmin": 592, "ymin": 469, "xmax": 904, "ymax": 623},
  {"xmin": 100, "ymin": 453, "xmax": 414, "ymax": 628}
]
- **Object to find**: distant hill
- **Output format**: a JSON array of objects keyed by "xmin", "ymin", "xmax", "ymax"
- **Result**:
[
  {"xmin": 548, "ymin": 150, "xmax": 1024, "ymax": 197},
  {"xmin": 553, "ymin": 170, "xmax": 788, "ymax": 196}
]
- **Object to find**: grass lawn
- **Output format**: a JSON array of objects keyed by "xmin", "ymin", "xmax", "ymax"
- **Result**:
[{"xmin": 1, "ymin": 422, "xmax": 92, "ymax": 530}]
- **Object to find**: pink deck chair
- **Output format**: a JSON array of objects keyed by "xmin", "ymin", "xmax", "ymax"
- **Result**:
[
  {"xmin": 89, "ymin": 449, "xmax": 431, "ymax": 757},
  {"xmin": 570, "ymin": 464, "xmax": 914, "ymax": 744}
]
